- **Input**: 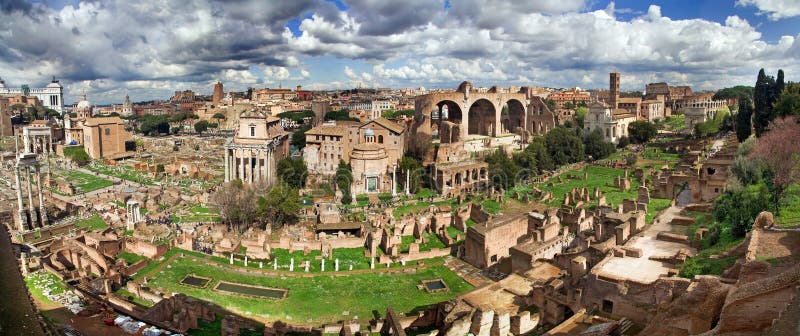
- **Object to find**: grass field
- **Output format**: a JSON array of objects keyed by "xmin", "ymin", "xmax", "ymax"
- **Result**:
[
  {"xmin": 142, "ymin": 252, "xmax": 472, "ymax": 323},
  {"xmin": 74, "ymin": 214, "xmax": 109, "ymax": 231},
  {"xmin": 88, "ymin": 163, "xmax": 157, "ymax": 185},
  {"xmin": 537, "ymin": 166, "xmax": 640, "ymax": 208},
  {"xmin": 117, "ymin": 251, "xmax": 147, "ymax": 265},
  {"xmin": 25, "ymin": 271, "xmax": 67, "ymax": 305},
  {"xmin": 59, "ymin": 170, "xmax": 113, "ymax": 193}
]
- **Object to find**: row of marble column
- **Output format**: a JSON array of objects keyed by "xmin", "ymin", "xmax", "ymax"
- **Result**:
[
  {"xmin": 224, "ymin": 147, "xmax": 276, "ymax": 185},
  {"xmin": 15, "ymin": 163, "xmax": 48, "ymax": 231}
]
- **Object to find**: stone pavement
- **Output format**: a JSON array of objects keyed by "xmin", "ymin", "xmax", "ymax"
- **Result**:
[
  {"xmin": 444, "ymin": 256, "xmax": 495, "ymax": 288},
  {"xmin": 595, "ymin": 205, "xmax": 696, "ymax": 284}
]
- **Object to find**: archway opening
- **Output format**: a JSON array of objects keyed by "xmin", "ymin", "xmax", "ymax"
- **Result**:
[
  {"xmin": 468, "ymin": 99, "xmax": 496, "ymax": 136},
  {"xmin": 502, "ymin": 99, "xmax": 525, "ymax": 134}
]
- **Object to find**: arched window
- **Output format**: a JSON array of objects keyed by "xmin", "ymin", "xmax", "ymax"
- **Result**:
[{"xmin": 378, "ymin": 135, "xmax": 383, "ymax": 143}]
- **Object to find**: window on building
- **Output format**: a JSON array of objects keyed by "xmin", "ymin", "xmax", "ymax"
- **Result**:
[
  {"xmin": 250, "ymin": 126, "xmax": 255, "ymax": 137},
  {"xmin": 378, "ymin": 135, "xmax": 383, "ymax": 143},
  {"xmin": 105, "ymin": 128, "xmax": 110, "ymax": 136},
  {"xmin": 602, "ymin": 300, "xmax": 614, "ymax": 313}
]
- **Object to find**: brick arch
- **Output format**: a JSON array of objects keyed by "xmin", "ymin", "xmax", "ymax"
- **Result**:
[
  {"xmin": 468, "ymin": 98, "xmax": 497, "ymax": 136},
  {"xmin": 503, "ymin": 98, "xmax": 526, "ymax": 134}
]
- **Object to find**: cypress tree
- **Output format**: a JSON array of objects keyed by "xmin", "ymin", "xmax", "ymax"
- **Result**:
[
  {"xmin": 736, "ymin": 96, "xmax": 753, "ymax": 142},
  {"xmin": 753, "ymin": 68, "xmax": 776, "ymax": 137}
]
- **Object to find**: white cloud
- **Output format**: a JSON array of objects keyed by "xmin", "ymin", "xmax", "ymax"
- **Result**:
[
  {"xmin": 1, "ymin": 1, "xmax": 798, "ymax": 103},
  {"xmin": 737, "ymin": 0, "xmax": 800, "ymax": 20}
]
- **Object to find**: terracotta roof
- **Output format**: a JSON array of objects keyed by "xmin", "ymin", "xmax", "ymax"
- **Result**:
[
  {"xmin": 612, "ymin": 109, "xmax": 636, "ymax": 120},
  {"xmin": 363, "ymin": 117, "xmax": 405, "ymax": 134},
  {"xmin": 305, "ymin": 125, "xmax": 348, "ymax": 137}
]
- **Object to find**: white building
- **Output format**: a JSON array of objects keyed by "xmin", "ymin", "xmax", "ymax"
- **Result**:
[
  {"xmin": 348, "ymin": 99, "xmax": 395, "ymax": 120},
  {"xmin": 584, "ymin": 101, "xmax": 638, "ymax": 144},
  {"xmin": 0, "ymin": 77, "xmax": 65, "ymax": 113}
]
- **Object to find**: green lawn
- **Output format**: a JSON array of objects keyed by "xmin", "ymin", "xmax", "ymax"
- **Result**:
[
  {"xmin": 393, "ymin": 198, "xmax": 456, "ymax": 217},
  {"xmin": 537, "ymin": 166, "xmax": 640, "ymax": 208},
  {"xmin": 658, "ymin": 115, "xmax": 685, "ymax": 131},
  {"xmin": 144, "ymin": 253, "xmax": 472, "ymax": 323},
  {"xmin": 115, "ymin": 288, "xmax": 155, "ymax": 308},
  {"xmin": 646, "ymin": 198, "xmax": 672, "ymax": 224},
  {"xmin": 88, "ymin": 164, "xmax": 157, "ymax": 185},
  {"xmin": 74, "ymin": 214, "xmax": 109, "ymax": 231},
  {"xmin": 117, "ymin": 251, "xmax": 147, "ymax": 265},
  {"xmin": 480, "ymin": 200, "xmax": 502, "ymax": 214},
  {"xmin": 25, "ymin": 271, "xmax": 67, "ymax": 305},
  {"xmin": 61, "ymin": 170, "xmax": 113, "ymax": 193},
  {"xmin": 446, "ymin": 226, "xmax": 464, "ymax": 241}
]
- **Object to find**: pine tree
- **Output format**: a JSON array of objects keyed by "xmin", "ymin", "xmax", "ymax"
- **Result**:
[{"xmin": 736, "ymin": 96, "xmax": 753, "ymax": 142}]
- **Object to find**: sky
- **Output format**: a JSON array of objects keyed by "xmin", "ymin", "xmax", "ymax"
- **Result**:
[{"xmin": 0, "ymin": 0, "xmax": 799, "ymax": 105}]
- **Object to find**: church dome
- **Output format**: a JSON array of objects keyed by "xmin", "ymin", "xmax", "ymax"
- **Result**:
[{"xmin": 76, "ymin": 95, "xmax": 91, "ymax": 110}]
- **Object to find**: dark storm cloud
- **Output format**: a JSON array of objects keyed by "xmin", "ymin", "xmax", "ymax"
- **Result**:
[
  {"xmin": 343, "ymin": 0, "xmax": 444, "ymax": 35},
  {"xmin": 0, "ymin": 0, "xmax": 32, "ymax": 14}
]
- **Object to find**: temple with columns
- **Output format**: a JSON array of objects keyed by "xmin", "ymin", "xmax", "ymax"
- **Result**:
[{"xmin": 223, "ymin": 110, "xmax": 289, "ymax": 186}]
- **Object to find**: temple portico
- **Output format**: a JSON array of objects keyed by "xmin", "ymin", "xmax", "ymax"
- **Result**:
[{"xmin": 223, "ymin": 110, "xmax": 289, "ymax": 186}]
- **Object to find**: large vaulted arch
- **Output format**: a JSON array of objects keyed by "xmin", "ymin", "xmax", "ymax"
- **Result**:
[
  {"xmin": 502, "ymin": 99, "xmax": 526, "ymax": 134},
  {"xmin": 468, "ymin": 98, "xmax": 496, "ymax": 136}
]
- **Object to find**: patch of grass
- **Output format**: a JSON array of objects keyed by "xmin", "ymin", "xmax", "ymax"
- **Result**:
[
  {"xmin": 115, "ymin": 288, "xmax": 154, "ymax": 308},
  {"xmin": 145, "ymin": 254, "xmax": 473, "ymax": 324},
  {"xmin": 25, "ymin": 271, "xmax": 66, "ymax": 305},
  {"xmin": 775, "ymin": 184, "xmax": 800, "ymax": 227},
  {"xmin": 74, "ymin": 214, "xmax": 108, "ymax": 231},
  {"xmin": 446, "ymin": 226, "xmax": 464, "ymax": 240},
  {"xmin": 415, "ymin": 188, "xmax": 436, "ymax": 200},
  {"xmin": 481, "ymin": 200, "xmax": 502, "ymax": 214},
  {"xmin": 61, "ymin": 170, "xmax": 113, "ymax": 193},
  {"xmin": 419, "ymin": 232, "xmax": 446, "ymax": 251},
  {"xmin": 679, "ymin": 236, "xmax": 743, "ymax": 278},
  {"xmin": 117, "ymin": 251, "xmax": 147, "ymax": 265},
  {"xmin": 645, "ymin": 198, "xmax": 672, "ymax": 224},
  {"xmin": 393, "ymin": 198, "xmax": 456, "ymax": 217},
  {"xmin": 538, "ymin": 166, "xmax": 639, "ymax": 208}
]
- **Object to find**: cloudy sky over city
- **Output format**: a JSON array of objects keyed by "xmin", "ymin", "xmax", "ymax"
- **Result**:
[{"xmin": 1, "ymin": 0, "xmax": 799, "ymax": 104}]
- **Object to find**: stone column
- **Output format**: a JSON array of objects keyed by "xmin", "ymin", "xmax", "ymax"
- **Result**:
[
  {"xmin": 266, "ymin": 148, "xmax": 273, "ymax": 186},
  {"xmin": 14, "ymin": 166, "xmax": 26, "ymax": 231},
  {"xmin": 247, "ymin": 151, "xmax": 254, "ymax": 184},
  {"xmin": 391, "ymin": 164, "xmax": 397, "ymax": 197},
  {"xmin": 224, "ymin": 148, "xmax": 230, "ymax": 182},
  {"xmin": 238, "ymin": 151, "xmax": 244, "ymax": 182},
  {"xmin": 35, "ymin": 164, "xmax": 47, "ymax": 226},
  {"xmin": 261, "ymin": 148, "xmax": 269, "ymax": 185},
  {"xmin": 406, "ymin": 169, "xmax": 410, "ymax": 195},
  {"xmin": 255, "ymin": 149, "xmax": 262, "ymax": 183},
  {"xmin": 25, "ymin": 167, "xmax": 36, "ymax": 228}
]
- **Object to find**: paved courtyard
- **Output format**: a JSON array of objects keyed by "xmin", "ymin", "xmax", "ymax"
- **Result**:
[{"xmin": 595, "ymin": 205, "xmax": 696, "ymax": 283}]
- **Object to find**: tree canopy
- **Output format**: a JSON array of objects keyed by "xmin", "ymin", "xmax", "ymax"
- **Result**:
[
  {"xmin": 627, "ymin": 121, "xmax": 658, "ymax": 144},
  {"xmin": 277, "ymin": 157, "xmax": 308, "ymax": 189},
  {"xmin": 544, "ymin": 126, "xmax": 585, "ymax": 165},
  {"xmin": 713, "ymin": 86, "xmax": 753, "ymax": 101},
  {"xmin": 194, "ymin": 120, "xmax": 209, "ymax": 134}
]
